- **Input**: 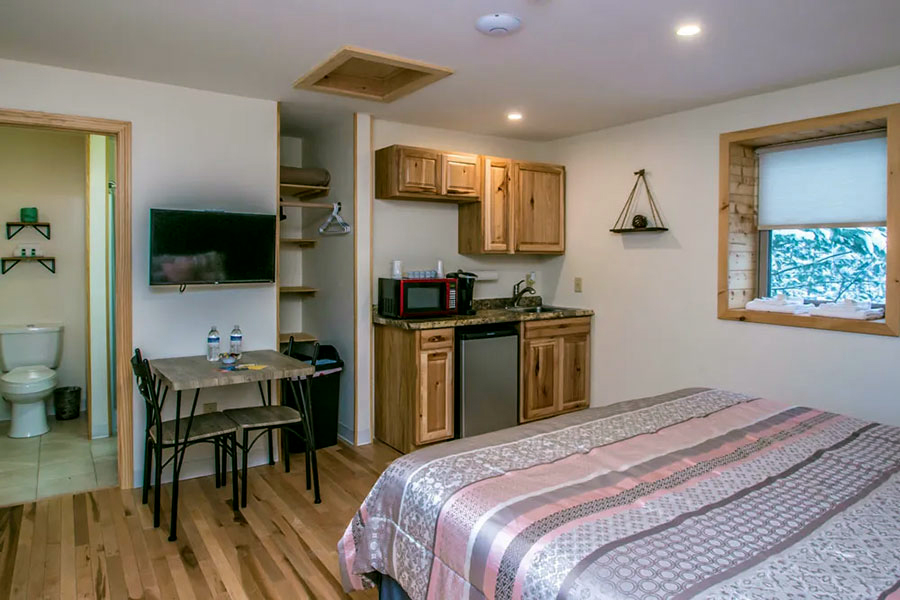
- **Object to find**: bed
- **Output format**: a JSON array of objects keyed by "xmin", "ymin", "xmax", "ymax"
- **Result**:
[{"xmin": 339, "ymin": 388, "xmax": 900, "ymax": 599}]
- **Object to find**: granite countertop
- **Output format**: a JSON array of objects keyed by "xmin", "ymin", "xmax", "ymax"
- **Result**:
[{"xmin": 372, "ymin": 297, "xmax": 594, "ymax": 330}]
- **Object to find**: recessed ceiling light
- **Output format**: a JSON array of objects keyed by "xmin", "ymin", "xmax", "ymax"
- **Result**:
[
  {"xmin": 507, "ymin": 112, "xmax": 523, "ymax": 121},
  {"xmin": 476, "ymin": 13, "xmax": 522, "ymax": 36},
  {"xmin": 676, "ymin": 24, "xmax": 702, "ymax": 37}
]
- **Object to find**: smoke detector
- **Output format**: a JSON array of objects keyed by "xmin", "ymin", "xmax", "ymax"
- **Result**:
[{"xmin": 475, "ymin": 13, "xmax": 522, "ymax": 36}]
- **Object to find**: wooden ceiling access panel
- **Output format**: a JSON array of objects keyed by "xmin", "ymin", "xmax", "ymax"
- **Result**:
[{"xmin": 294, "ymin": 46, "xmax": 453, "ymax": 103}]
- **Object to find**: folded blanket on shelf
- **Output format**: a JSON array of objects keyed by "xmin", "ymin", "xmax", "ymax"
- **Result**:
[
  {"xmin": 810, "ymin": 299, "xmax": 884, "ymax": 320},
  {"xmin": 745, "ymin": 294, "xmax": 811, "ymax": 315}
]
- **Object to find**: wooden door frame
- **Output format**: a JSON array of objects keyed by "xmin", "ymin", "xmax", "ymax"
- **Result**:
[{"xmin": 0, "ymin": 108, "xmax": 133, "ymax": 489}]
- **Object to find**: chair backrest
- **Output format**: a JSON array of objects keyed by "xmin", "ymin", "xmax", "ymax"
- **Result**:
[
  {"xmin": 285, "ymin": 337, "xmax": 319, "ymax": 365},
  {"xmin": 131, "ymin": 348, "xmax": 164, "ymax": 435},
  {"xmin": 284, "ymin": 337, "xmax": 317, "ymax": 405}
]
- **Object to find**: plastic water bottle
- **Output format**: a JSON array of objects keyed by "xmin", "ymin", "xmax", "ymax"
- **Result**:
[
  {"xmin": 206, "ymin": 326, "xmax": 220, "ymax": 361},
  {"xmin": 229, "ymin": 325, "xmax": 243, "ymax": 359}
]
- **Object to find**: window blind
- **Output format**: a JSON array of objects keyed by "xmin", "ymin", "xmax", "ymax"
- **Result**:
[{"xmin": 757, "ymin": 133, "xmax": 887, "ymax": 230}]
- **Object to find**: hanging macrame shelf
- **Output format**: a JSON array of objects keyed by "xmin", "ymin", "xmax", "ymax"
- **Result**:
[{"xmin": 610, "ymin": 169, "xmax": 668, "ymax": 233}]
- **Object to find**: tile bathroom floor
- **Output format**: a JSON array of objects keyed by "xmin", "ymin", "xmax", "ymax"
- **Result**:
[{"xmin": 0, "ymin": 413, "xmax": 117, "ymax": 507}]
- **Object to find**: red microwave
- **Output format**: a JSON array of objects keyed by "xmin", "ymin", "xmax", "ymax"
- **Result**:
[{"xmin": 378, "ymin": 278, "xmax": 457, "ymax": 318}]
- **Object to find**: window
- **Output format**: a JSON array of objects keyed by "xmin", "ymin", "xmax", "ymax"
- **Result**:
[
  {"xmin": 764, "ymin": 226, "xmax": 887, "ymax": 303},
  {"xmin": 718, "ymin": 104, "xmax": 899, "ymax": 336},
  {"xmin": 757, "ymin": 133, "xmax": 888, "ymax": 304}
]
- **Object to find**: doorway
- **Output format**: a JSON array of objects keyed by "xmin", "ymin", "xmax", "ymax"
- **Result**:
[{"xmin": 0, "ymin": 108, "xmax": 133, "ymax": 495}]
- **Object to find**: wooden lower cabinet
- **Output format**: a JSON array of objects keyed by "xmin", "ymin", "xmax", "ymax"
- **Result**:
[
  {"xmin": 417, "ymin": 346, "xmax": 454, "ymax": 444},
  {"xmin": 375, "ymin": 325, "xmax": 455, "ymax": 453},
  {"xmin": 520, "ymin": 317, "xmax": 591, "ymax": 423},
  {"xmin": 375, "ymin": 317, "xmax": 590, "ymax": 452}
]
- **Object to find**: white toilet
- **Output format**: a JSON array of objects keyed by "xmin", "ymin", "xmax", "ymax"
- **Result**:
[{"xmin": 0, "ymin": 324, "xmax": 63, "ymax": 438}]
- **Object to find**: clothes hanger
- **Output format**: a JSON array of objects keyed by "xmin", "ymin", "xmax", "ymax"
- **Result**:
[{"xmin": 318, "ymin": 202, "xmax": 351, "ymax": 235}]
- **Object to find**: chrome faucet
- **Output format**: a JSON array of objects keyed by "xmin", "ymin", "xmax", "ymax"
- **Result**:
[{"xmin": 511, "ymin": 279, "xmax": 536, "ymax": 307}]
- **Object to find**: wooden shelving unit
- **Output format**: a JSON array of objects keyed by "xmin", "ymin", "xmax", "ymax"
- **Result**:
[
  {"xmin": 278, "ymin": 331, "xmax": 318, "ymax": 344},
  {"xmin": 280, "ymin": 238, "xmax": 317, "ymax": 248},
  {"xmin": 279, "ymin": 183, "xmax": 329, "ymax": 200},
  {"xmin": 277, "ymin": 163, "xmax": 330, "ymax": 352},
  {"xmin": 279, "ymin": 285, "xmax": 318, "ymax": 294}
]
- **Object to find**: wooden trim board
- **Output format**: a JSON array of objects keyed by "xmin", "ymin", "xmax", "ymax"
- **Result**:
[
  {"xmin": 294, "ymin": 46, "xmax": 453, "ymax": 103},
  {"xmin": 718, "ymin": 103, "xmax": 900, "ymax": 336},
  {"xmin": 0, "ymin": 107, "xmax": 135, "ymax": 488}
]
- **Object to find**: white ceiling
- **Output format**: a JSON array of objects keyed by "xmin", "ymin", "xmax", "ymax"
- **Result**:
[{"xmin": 1, "ymin": 0, "xmax": 899, "ymax": 140}]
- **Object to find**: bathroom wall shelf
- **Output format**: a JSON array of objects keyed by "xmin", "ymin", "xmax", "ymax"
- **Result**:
[
  {"xmin": 2, "ymin": 256, "xmax": 56, "ymax": 274},
  {"xmin": 6, "ymin": 222, "xmax": 51, "ymax": 240}
]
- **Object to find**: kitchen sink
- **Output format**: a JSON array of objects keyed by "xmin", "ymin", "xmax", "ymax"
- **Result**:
[{"xmin": 504, "ymin": 305, "xmax": 567, "ymax": 313}]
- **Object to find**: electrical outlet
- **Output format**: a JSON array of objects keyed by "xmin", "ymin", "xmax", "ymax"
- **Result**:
[
  {"xmin": 574, "ymin": 277, "xmax": 583, "ymax": 293},
  {"xmin": 203, "ymin": 402, "xmax": 217, "ymax": 414}
]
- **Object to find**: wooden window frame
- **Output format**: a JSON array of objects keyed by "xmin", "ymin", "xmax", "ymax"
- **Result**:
[{"xmin": 718, "ymin": 103, "xmax": 900, "ymax": 336}]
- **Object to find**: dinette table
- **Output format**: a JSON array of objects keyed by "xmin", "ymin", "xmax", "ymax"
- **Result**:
[{"xmin": 149, "ymin": 349, "xmax": 314, "ymax": 540}]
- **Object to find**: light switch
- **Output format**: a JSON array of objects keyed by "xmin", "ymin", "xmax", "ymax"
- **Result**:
[{"xmin": 574, "ymin": 277, "xmax": 583, "ymax": 293}]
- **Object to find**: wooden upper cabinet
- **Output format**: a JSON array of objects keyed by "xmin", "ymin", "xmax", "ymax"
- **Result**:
[
  {"xmin": 514, "ymin": 162, "xmax": 565, "ymax": 254},
  {"xmin": 460, "ymin": 158, "xmax": 565, "ymax": 255},
  {"xmin": 459, "ymin": 156, "xmax": 513, "ymax": 254},
  {"xmin": 375, "ymin": 145, "xmax": 480, "ymax": 202},
  {"xmin": 441, "ymin": 153, "xmax": 481, "ymax": 198},
  {"xmin": 398, "ymin": 146, "xmax": 440, "ymax": 194}
]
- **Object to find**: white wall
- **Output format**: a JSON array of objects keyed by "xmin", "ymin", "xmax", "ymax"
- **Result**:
[
  {"xmin": 548, "ymin": 65, "xmax": 900, "ymax": 426},
  {"xmin": 373, "ymin": 120, "xmax": 563, "ymax": 300},
  {"xmin": 0, "ymin": 127, "xmax": 87, "ymax": 421},
  {"xmin": 298, "ymin": 117, "xmax": 357, "ymax": 443},
  {"xmin": 0, "ymin": 59, "xmax": 278, "ymax": 484}
]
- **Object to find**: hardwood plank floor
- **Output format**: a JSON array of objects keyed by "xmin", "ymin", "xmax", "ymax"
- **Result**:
[{"xmin": 0, "ymin": 441, "xmax": 401, "ymax": 600}]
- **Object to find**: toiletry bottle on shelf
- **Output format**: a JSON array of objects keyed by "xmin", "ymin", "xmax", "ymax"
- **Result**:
[
  {"xmin": 229, "ymin": 325, "xmax": 243, "ymax": 359},
  {"xmin": 207, "ymin": 326, "xmax": 220, "ymax": 361}
]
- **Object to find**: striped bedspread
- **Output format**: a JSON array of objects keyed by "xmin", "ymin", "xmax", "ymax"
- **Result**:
[{"xmin": 339, "ymin": 388, "xmax": 900, "ymax": 599}]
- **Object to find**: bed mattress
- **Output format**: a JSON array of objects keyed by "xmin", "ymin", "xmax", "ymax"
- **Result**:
[{"xmin": 339, "ymin": 388, "xmax": 900, "ymax": 599}]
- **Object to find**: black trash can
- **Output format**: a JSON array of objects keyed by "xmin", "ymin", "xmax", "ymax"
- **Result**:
[
  {"xmin": 283, "ymin": 344, "xmax": 343, "ymax": 452},
  {"xmin": 53, "ymin": 386, "xmax": 81, "ymax": 420}
]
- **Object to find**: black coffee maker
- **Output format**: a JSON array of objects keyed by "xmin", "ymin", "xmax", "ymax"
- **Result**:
[{"xmin": 447, "ymin": 270, "xmax": 477, "ymax": 315}]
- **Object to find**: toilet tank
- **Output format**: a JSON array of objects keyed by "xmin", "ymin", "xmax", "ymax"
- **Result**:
[{"xmin": 0, "ymin": 324, "xmax": 64, "ymax": 371}]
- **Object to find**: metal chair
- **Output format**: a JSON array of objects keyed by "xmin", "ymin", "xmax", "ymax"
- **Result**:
[
  {"xmin": 132, "ymin": 349, "xmax": 239, "ymax": 541},
  {"xmin": 223, "ymin": 338, "xmax": 321, "ymax": 507}
]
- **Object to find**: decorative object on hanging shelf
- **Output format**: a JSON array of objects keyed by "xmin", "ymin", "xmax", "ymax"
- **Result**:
[
  {"xmin": 318, "ymin": 202, "xmax": 351, "ymax": 235},
  {"xmin": 20, "ymin": 207, "xmax": 38, "ymax": 223},
  {"xmin": 610, "ymin": 169, "xmax": 668, "ymax": 233}
]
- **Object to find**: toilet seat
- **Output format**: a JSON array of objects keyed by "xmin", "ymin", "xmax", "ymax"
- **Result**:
[{"xmin": 0, "ymin": 365, "xmax": 57, "ymax": 396}]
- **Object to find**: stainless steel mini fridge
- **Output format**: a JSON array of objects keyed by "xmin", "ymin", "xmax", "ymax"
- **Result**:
[{"xmin": 456, "ymin": 324, "xmax": 519, "ymax": 438}]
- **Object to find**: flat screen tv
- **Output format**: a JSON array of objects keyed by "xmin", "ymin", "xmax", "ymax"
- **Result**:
[{"xmin": 149, "ymin": 209, "xmax": 276, "ymax": 285}]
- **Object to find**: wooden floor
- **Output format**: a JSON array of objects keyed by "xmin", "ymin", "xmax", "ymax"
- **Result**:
[{"xmin": 0, "ymin": 441, "xmax": 401, "ymax": 600}]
